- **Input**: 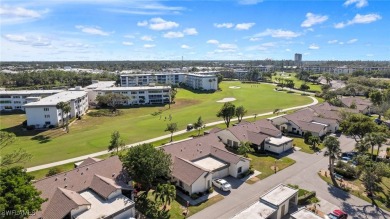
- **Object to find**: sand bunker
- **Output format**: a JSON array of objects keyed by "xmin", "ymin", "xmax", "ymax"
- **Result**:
[
  {"xmin": 229, "ymin": 86, "xmax": 241, "ymax": 89},
  {"xmin": 216, "ymin": 97, "xmax": 236, "ymax": 103}
]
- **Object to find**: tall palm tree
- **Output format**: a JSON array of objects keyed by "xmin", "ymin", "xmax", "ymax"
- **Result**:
[
  {"xmin": 363, "ymin": 132, "xmax": 387, "ymax": 161},
  {"xmin": 56, "ymin": 102, "xmax": 67, "ymax": 127},
  {"xmin": 63, "ymin": 104, "xmax": 71, "ymax": 133},
  {"xmin": 323, "ymin": 136, "xmax": 342, "ymax": 187}
]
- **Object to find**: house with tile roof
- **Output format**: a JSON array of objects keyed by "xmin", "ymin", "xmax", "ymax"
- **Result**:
[
  {"xmin": 216, "ymin": 119, "xmax": 293, "ymax": 154},
  {"xmin": 270, "ymin": 103, "xmax": 343, "ymax": 137},
  {"xmin": 161, "ymin": 134, "xmax": 250, "ymax": 196},
  {"xmin": 340, "ymin": 96, "xmax": 374, "ymax": 114},
  {"xmin": 31, "ymin": 156, "xmax": 135, "ymax": 219}
]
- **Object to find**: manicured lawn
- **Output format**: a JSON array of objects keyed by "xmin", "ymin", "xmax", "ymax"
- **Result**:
[
  {"xmin": 144, "ymin": 190, "xmax": 223, "ymax": 219},
  {"xmin": 293, "ymin": 137, "xmax": 324, "ymax": 154},
  {"xmin": 272, "ymin": 72, "xmax": 322, "ymax": 92},
  {"xmin": 0, "ymin": 81, "xmax": 313, "ymax": 167},
  {"xmin": 248, "ymin": 153, "xmax": 296, "ymax": 181}
]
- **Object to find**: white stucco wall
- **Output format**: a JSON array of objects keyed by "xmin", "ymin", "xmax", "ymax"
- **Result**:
[
  {"xmin": 113, "ymin": 207, "xmax": 135, "ymax": 219},
  {"xmin": 216, "ymin": 130, "xmax": 240, "ymax": 147},
  {"xmin": 264, "ymin": 141, "xmax": 293, "ymax": 154},
  {"xmin": 25, "ymin": 106, "xmax": 60, "ymax": 127},
  {"xmin": 229, "ymin": 160, "xmax": 250, "ymax": 178},
  {"xmin": 191, "ymin": 172, "xmax": 212, "ymax": 195},
  {"xmin": 107, "ymin": 189, "xmax": 122, "ymax": 200}
]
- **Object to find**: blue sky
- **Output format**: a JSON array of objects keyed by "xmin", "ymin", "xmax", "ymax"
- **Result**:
[{"xmin": 1, "ymin": 0, "xmax": 389, "ymax": 61}]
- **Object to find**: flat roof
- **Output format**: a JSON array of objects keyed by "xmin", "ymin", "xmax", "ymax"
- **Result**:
[
  {"xmin": 187, "ymin": 73, "xmax": 216, "ymax": 77},
  {"xmin": 24, "ymin": 91, "xmax": 87, "ymax": 107},
  {"xmin": 290, "ymin": 208, "xmax": 323, "ymax": 219},
  {"xmin": 267, "ymin": 136, "xmax": 293, "ymax": 146},
  {"xmin": 261, "ymin": 184, "xmax": 298, "ymax": 206},
  {"xmin": 74, "ymin": 190, "xmax": 134, "ymax": 219},
  {"xmin": 231, "ymin": 201, "xmax": 276, "ymax": 219},
  {"xmin": 97, "ymin": 86, "xmax": 171, "ymax": 91},
  {"xmin": 0, "ymin": 90, "xmax": 63, "ymax": 95},
  {"xmin": 84, "ymin": 81, "xmax": 116, "ymax": 89},
  {"xmin": 192, "ymin": 156, "xmax": 228, "ymax": 171}
]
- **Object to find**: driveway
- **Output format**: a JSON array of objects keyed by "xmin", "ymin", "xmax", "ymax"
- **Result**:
[{"xmin": 189, "ymin": 135, "xmax": 390, "ymax": 219}]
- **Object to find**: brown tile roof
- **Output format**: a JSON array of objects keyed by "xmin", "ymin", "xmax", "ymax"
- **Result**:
[
  {"xmin": 246, "ymin": 131, "xmax": 269, "ymax": 145},
  {"xmin": 172, "ymin": 157, "xmax": 208, "ymax": 185},
  {"xmin": 297, "ymin": 121, "xmax": 327, "ymax": 133},
  {"xmin": 284, "ymin": 108, "xmax": 315, "ymax": 123},
  {"xmin": 162, "ymin": 133, "xmax": 227, "ymax": 161},
  {"xmin": 341, "ymin": 96, "xmax": 372, "ymax": 107},
  {"xmin": 312, "ymin": 116, "xmax": 338, "ymax": 125},
  {"xmin": 205, "ymin": 127, "xmax": 222, "ymax": 134},
  {"xmin": 210, "ymin": 146, "xmax": 243, "ymax": 164},
  {"xmin": 78, "ymin": 157, "xmax": 102, "ymax": 167},
  {"xmin": 226, "ymin": 119, "xmax": 281, "ymax": 143},
  {"xmin": 59, "ymin": 187, "xmax": 90, "ymax": 206},
  {"xmin": 42, "ymin": 188, "xmax": 81, "ymax": 219},
  {"xmin": 31, "ymin": 156, "xmax": 130, "ymax": 219},
  {"xmin": 90, "ymin": 174, "xmax": 122, "ymax": 200}
]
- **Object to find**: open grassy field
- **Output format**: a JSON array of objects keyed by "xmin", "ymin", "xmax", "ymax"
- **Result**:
[
  {"xmin": 272, "ymin": 72, "xmax": 322, "ymax": 92},
  {"xmin": 293, "ymin": 137, "xmax": 325, "ymax": 154},
  {"xmin": 1, "ymin": 81, "xmax": 313, "ymax": 167}
]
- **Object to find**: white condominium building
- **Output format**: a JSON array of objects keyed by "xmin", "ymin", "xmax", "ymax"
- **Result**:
[
  {"xmin": 120, "ymin": 72, "xmax": 219, "ymax": 91},
  {"xmin": 185, "ymin": 73, "xmax": 218, "ymax": 90},
  {"xmin": 69, "ymin": 80, "xmax": 116, "ymax": 104},
  {"xmin": 0, "ymin": 90, "xmax": 64, "ymax": 111},
  {"xmin": 24, "ymin": 91, "xmax": 88, "ymax": 128},
  {"xmin": 96, "ymin": 86, "xmax": 171, "ymax": 105},
  {"xmin": 120, "ymin": 73, "xmax": 185, "ymax": 87}
]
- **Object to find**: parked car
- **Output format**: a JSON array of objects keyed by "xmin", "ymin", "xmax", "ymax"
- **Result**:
[
  {"xmin": 212, "ymin": 179, "xmax": 231, "ymax": 191},
  {"xmin": 325, "ymin": 209, "xmax": 348, "ymax": 219},
  {"xmin": 340, "ymin": 156, "xmax": 351, "ymax": 163}
]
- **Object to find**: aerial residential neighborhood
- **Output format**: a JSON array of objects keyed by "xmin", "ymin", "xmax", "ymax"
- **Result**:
[{"xmin": 1, "ymin": 0, "xmax": 390, "ymax": 219}]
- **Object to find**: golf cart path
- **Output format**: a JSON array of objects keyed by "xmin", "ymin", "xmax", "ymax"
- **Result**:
[{"xmin": 26, "ymin": 96, "xmax": 318, "ymax": 172}]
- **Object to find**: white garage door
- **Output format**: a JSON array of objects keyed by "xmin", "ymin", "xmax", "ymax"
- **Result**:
[{"xmin": 212, "ymin": 167, "xmax": 229, "ymax": 179}]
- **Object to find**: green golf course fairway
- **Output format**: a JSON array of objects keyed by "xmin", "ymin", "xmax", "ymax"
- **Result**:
[{"xmin": 0, "ymin": 81, "xmax": 313, "ymax": 167}]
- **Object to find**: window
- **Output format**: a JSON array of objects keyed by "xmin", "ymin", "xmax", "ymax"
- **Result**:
[
  {"xmin": 44, "ymin": 115, "xmax": 50, "ymax": 118},
  {"xmin": 139, "ymin": 91, "xmax": 145, "ymax": 94},
  {"xmin": 238, "ymin": 167, "xmax": 242, "ymax": 174},
  {"xmin": 233, "ymin": 141, "xmax": 239, "ymax": 147},
  {"xmin": 179, "ymin": 180, "xmax": 183, "ymax": 187},
  {"xmin": 227, "ymin": 139, "xmax": 232, "ymax": 146},
  {"xmin": 44, "ymin": 108, "xmax": 49, "ymax": 111},
  {"xmin": 14, "ymin": 101, "xmax": 21, "ymax": 104}
]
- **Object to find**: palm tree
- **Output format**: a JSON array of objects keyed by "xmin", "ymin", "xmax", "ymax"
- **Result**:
[
  {"xmin": 363, "ymin": 132, "xmax": 387, "ymax": 160},
  {"xmin": 56, "ymin": 102, "xmax": 67, "ymax": 127},
  {"xmin": 153, "ymin": 184, "xmax": 176, "ymax": 210},
  {"xmin": 63, "ymin": 104, "xmax": 71, "ymax": 133},
  {"xmin": 165, "ymin": 123, "xmax": 178, "ymax": 142},
  {"xmin": 323, "ymin": 136, "xmax": 341, "ymax": 187},
  {"xmin": 309, "ymin": 136, "xmax": 320, "ymax": 151}
]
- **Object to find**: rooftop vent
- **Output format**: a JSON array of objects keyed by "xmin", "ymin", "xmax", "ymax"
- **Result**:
[
  {"xmin": 64, "ymin": 177, "xmax": 67, "ymax": 181},
  {"xmin": 86, "ymin": 167, "xmax": 89, "ymax": 171},
  {"xmin": 81, "ymin": 172, "xmax": 83, "ymax": 175},
  {"xmin": 64, "ymin": 185, "xmax": 67, "ymax": 188},
  {"xmin": 112, "ymin": 173, "xmax": 116, "ymax": 177},
  {"xmin": 55, "ymin": 178, "xmax": 58, "ymax": 181}
]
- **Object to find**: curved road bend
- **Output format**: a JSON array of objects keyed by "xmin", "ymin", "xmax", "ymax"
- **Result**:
[{"xmin": 26, "ymin": 96, "xmax": 318, "ymax": 172}]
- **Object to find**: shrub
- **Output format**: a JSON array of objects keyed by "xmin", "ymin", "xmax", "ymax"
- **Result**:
[
  {"xmin": 298, "ymin": 191, "xmax": 316, "ymax": 205},
  {"xmin": 46, "ymin": 167, "xmax": 62, "ymax": 177},
  {"xmin": 22, "ymin": 120, "xmax": 27, "ymax": 127},
  {"xmin": 208, "ymin": 187, "xmax": 214, "ymax": 194},
  {"xmin": 26, "ymin": 125, "xmax": 35, "ymax": 130},
  {"xmin": 48, "ymin": 125, "xmax": 55, "ymax": 129},
  {"xmin": 303, "ymin": 132, "xmax": 312, "ymax": 144},
  {"xmin": 334, "ymin": 167, "xmax": 357, "ymax": 179},
  {"xmin": 287, "ymin": 91, "xmax": 295, "ymax": 93},
  {"xmin": 190, "ymin": 194, "xmax": 199, "ymax": 200}
]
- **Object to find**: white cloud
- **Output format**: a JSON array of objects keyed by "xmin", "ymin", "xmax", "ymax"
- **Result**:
[
  {"xmin": 183, "ymin": 28, "xmax": 198, "ymax": 35},
  {"xmin": 144, "ymin": 44, "xmax": 155, "ymax": 48},
  {"xmin": 328, "ymin": 40, "xmax": 338, "ymax": 44},
  {"xmin": 163, "ymin": 31, "xmax": 184, "ymax": 38},
  {"xmin": 3, "ymin": 34, "xmax": 51, "ymax": 47},
  {"xmin": 149, "ymin": 17, "xmax": 179, "ymax": 31},
  {"xmin": 339, "ymin": 42, "xmax": 345, "ymax": 45},
  {"xmin": 285, "ymin": 49, "xmax": 291, "ymax": 52},
  {"xmin": 0, "ymin": 5, "xmax": 49, "ymax": 25},
  {"xmin": 63, "ymin": 42, "xmax": 91, "ymax": 48},
  {"xmin": 334, "ymin": 13, "xmax": 382, "ymax": 28},
  {"xmin": 254, "ymin": 29, "xmax": 301, "ymax": 39},
  {"xmin": 309, "ymin": 44, "xmax": 320, "ymax": 50},
  {"xmin": 235, "ymin": 23, "xmax": 255, "ymax": 30},
  {"xmin": 75, "ymin": 25, "xmax": 111, "ymax": 36},
  {"xmin": 181, "ymin": 44, "xmax": 191, "ymax": 49},
  {"xmin": 137, "ymin": 20, "xmax": 148, "ymax": 26},
  {"xmin": 347, "ymin": 38, "xmax": 358, "ymax": 44},
  {"xmin": 214, "ymin": 23, "xmax": 234, "ymax": 28},
  {"xmin": 103, "ymin": 2, "xmax": 185, "ymax": 15},
  {"xmin": 249, "ymin": 37, "xmax": 261, "ymax": 41},
  {"xmin": 301, "ymin": 13, "xmax": 328, "ymax": 27},
  {"xmin": 124, "ymin": 35, "xmax": 135, "ymax": 39},
  {"xmin": 218, "ymin": 43, "xmax": 238, "ymax": 50},
  {"xmin": 207, "ymin": 39, "xmax": 219, "ymax": 44},
  {"xmin": 366, "ymin": 53, "xmax": 374, "ymax": 57},
  {"xmin": 238, "ymin": 0, "xmax": 263, "ymax": 5},
  {"xmin": 140, "ymin": 35, "xmax": 153, "ymax": 41},
  {"xmin": 122, "ymin": 41, "xmax": 133, "ymax": 46},
  {"xmin": 344, "ymin": 0, "xmax": 368, "ymax": 8}
]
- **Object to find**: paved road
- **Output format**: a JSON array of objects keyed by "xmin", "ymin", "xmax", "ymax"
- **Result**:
[
  {"xmin": 189, "ymin": 135, "xmax": 390, "ymax": 219},
  {"xmin": 26, "ymin": 96, "xmax": 318, "ymax": 172}
]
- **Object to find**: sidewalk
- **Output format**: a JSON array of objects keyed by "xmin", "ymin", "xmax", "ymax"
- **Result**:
[{"xmin": 26, "ymin": 96, "xmax": 318, "ymax": 172}]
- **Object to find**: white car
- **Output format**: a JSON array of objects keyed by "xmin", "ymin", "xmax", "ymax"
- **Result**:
[{"xmin": 212, "ymin": 179, "xmax": 231, "ymax": 191}]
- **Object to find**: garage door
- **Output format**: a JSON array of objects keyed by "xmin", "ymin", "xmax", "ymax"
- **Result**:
[{"xmin": 212, "ymin": 167, "xmax": 229, "ymax": 179}]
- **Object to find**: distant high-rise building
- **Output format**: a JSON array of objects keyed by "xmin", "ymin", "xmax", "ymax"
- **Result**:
[{"xmin": 294, "ymin": 53, "xmax": 302, "ymax": 66}]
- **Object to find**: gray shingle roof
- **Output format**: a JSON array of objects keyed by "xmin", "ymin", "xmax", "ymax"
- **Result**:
[{"xmin": 171, "ymin": 157, "xmax": 208, "ymax": 185}]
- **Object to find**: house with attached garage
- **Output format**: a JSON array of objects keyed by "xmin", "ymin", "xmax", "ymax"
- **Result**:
[
  {"xmin": 30, "ymin": 156, "xmax": 136, "ymax": 219},
  {"xmin": 340, "ymin": 96, "xmax": 374, "ymax": 114},
  {"xmin": 215, "ymin": 119, "xmax": 293, "ymax": 154},
  {"xmin": 270, "ymin": 103, "xmax": 345, "ymax": 138},
  {"xmin": 161, "ymin": 134, "xmax": 250, "ymax": 196}
]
